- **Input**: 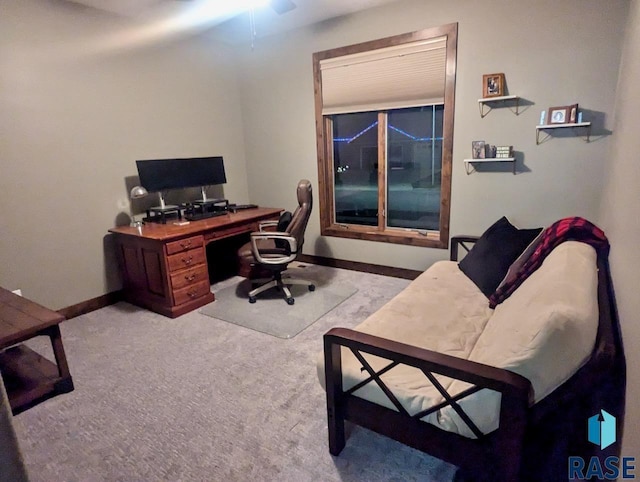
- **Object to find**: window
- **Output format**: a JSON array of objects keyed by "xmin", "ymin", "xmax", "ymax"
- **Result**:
[{"xmin": 313, "ymin": 24, "xmax": 457, "ymax": 248}]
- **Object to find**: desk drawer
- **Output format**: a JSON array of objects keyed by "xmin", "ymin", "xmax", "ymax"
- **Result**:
[
  {"xmin": 173, "ymin": 281, "xmax": 211, "ymax": 306},
  {"xmin": 166, "ymin": 235, "xmax": 204, "ymax": 255},
  {"xmin": 204, "ymin": 224, "xmax": 254, "ymax": 242},
  {"xmin": 170, "ymin": 265, "xmax": 208, "ymax": 290},
  {"xmin": 167, "ymin": 247, "xmax": 206, "ymax": 272}
]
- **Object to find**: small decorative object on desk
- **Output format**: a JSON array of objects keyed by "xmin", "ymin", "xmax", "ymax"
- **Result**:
[
  {"xmin": 495, "ymin": 145, "xmax": 513, "ymax": 158},
  {"xmin": 547, "ymin": 104, "xmax": 578, "ymax": 124},
  {"xmin": 482, "ymin": 73, "xmax": 505, "ymax": 98},
  {"xmin": 472, "ymin": 140, "xmax": 486, "ymax": 159}
]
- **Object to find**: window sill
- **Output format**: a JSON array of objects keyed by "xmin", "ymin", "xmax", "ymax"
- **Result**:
[{"xmin": 322, "ymin": 225, "xmax": 448, "ymax": 249}]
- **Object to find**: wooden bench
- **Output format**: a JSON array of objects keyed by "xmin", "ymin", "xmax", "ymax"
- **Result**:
[{"xmin": 0, "ymin": 287, "xmax": 74, "ymax": 414}]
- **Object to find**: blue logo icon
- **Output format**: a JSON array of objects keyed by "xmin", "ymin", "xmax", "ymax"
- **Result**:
[{"xmin": 588, "ymin": 409, "xmax": 616, "ymax": 450}]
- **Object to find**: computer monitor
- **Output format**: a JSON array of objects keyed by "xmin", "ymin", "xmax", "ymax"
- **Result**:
[{"xmin": 135, "ymin": 156, "xmax": 227, "ymax": 208}]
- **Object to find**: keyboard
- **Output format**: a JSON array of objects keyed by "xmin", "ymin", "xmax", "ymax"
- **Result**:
[{"xmin": 184, "ymin": 211, "xmax": 228, "ymax": 221}]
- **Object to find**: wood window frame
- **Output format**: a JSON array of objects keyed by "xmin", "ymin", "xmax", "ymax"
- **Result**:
[{"xmin": 313, "ymin": 23, "xmax": 457, "ymax": 249}]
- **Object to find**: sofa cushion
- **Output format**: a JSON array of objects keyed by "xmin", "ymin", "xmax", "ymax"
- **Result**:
[
  {"xmin": 459, "ymin": 217, "xmax": 543, "ymax": 297},
  {"xmin": 438, "ymin": 241, "xmax": 599, "ymax": 438},
  {"xmin": 317, "ymin": 260, "xmax": 493, "ymax": 417}
]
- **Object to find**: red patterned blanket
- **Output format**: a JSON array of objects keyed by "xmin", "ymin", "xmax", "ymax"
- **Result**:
[{"xmin": 488, "ymin": 217, "xmax": 609, "ymax": 308}]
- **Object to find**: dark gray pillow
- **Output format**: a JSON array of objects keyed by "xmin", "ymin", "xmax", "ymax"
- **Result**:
[
  {"xmin": 458, "ymin": 217, "xmax": 543, "ymax": 298},
  {"xmin": 277, "ymin": 211, "xmax": 292, "ymax": 232},
  {"xmin": 275, "ymin": 211, "xmax": 293, "ymax": 251}
]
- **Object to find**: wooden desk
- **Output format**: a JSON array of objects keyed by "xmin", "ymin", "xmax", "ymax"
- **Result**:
[
  {"xmin": 109, "ymin": 207, "xmax": 282, "ymax": 318},
  {"xmin": 0, "ymin": 288, "xmax": 74, "ymax": 414}
]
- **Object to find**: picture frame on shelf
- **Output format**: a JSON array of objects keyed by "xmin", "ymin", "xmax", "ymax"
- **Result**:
[
  {"xmin": 472, "ymin": 140, "xmax": 486, "ymax": 159},
  {"xmin": 547, "ymin": 104, "xmax": 578, "ymax": 124},
  {"xmin": 569, "ymin": 104, "xmax": 579, "ymax": 123},
  {"xmin": 482, "ymin": 73, "xmax": 505, "ymax": 98}
]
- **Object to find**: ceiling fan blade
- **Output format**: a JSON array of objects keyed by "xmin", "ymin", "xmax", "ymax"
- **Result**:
[{"xmin": 270, "ymin": 0, "xmax": 296, "ymax": 15}]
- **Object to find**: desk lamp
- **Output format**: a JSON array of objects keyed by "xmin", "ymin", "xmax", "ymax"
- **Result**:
[{"xmin": 129, "ymin": 185, "xmax": 148, "ymax": 227}]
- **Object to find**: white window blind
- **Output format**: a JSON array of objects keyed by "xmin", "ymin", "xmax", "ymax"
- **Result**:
[{"xmin": 319, "ymin": 36, "xmax": 447, "ymax": 115}]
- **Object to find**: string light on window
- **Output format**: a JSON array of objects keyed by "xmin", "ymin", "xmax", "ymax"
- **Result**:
[{"xmin": 334, "ymin": 122, "xmax": 443, "ymax": 143}]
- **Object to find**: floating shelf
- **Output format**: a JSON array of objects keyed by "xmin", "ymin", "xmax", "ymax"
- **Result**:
[
  {"xmin": 536, "ymin": 122, "xmax": 591, "ymax": 144},
  {"xmin": 478, "ymin": 95, "xmax": 520, "ymax": 117},
  {"xmin": 464, "ymin": 158, "xmax": 516, "ymax": 175}
]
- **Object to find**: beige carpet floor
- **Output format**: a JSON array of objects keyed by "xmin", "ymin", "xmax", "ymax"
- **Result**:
[{"xmin": 11, "ymin": 263, "xmax": 458, "ymax": 482}]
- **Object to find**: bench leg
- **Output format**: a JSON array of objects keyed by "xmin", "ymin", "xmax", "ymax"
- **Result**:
[{"xmin": 46, "ymin": 325, "xmax": 74, "ymax": 393}]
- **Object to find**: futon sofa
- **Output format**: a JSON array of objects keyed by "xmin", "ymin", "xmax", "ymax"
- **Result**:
[{"xmin": 317, "ymin": 217, "xmax": 626, "ymax": 481}]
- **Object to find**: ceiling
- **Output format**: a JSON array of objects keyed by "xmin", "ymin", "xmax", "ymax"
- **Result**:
[{"xmin": 64, "ymin": 0, "xmax": 403, "ymax": 46}]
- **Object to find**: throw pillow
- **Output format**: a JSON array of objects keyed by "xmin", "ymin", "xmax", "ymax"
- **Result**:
[
  {"xmin": 458, "ymin": 217, "xmax": 543, "ymax": 298},
  {"xmin": 277, "ymin": 211, "xmax": 293, "ymax": 232}
]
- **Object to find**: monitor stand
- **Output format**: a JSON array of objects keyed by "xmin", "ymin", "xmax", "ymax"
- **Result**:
[
  {"xmin": 185, "ymin": 192, "xmax": 229, "ymax": 221},
  {"xmin": 192, "ymin": 186, "xmax": 222, "ymax": 205},
  {"xmin": 145, "ymin": 192, "xmax": 181, "ymax": 224},
  {"xmin": 151, "ymin": 191, "xmax": 178, "ymax": 211}
]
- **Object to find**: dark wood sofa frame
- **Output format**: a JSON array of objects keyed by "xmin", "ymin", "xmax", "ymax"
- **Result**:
[{"xmin": 323, "ymin": 236, "xmax": 626, "ymax": 481}]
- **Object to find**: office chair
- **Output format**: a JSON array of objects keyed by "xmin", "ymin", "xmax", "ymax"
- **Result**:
[{"xmin": 237, "ymin": 179, "xmax": 315, "ymax": 305}]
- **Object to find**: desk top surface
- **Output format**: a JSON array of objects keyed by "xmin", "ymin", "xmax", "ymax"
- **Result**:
[
  {"xmin": 109, "ymin": 206, "xmax": 282, "ymax": 241},
  {"xmin": 0, "ymin": 288, "xmax": 65, "ymax": 348}
]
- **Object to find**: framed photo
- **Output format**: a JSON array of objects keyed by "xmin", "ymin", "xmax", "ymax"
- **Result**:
[
  {"xmin": 569, "ymin": 104, "xmax": 579, "ymax": 123},
  {"xmin": 547, "ymin": 104, "xmax": 578, "ymax": 125},
  {"xmin": 472, "ymin": 140, "xmax": 486, "ymax": 159},
  {"xmin": 482, "ymin": 73, "xmax": 505, "ymax": 98}
]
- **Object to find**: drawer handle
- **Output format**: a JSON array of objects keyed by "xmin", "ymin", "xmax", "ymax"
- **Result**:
[
  {"xmin": 188, "ymin": 289, "xmax": 199, "ymax": 299},
  {"xmin": 185, "ymin": 273, "xmax": 197, "ymax": 282},
  {"xmin": 182, "ymin": 256, "xmax": 193, "ymax": 265},
  {"xmin": 180, "ymin": 240, "xmax": 192, "ymax": 249}
]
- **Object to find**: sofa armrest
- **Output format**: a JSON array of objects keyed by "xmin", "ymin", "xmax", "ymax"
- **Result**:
[
  {"xmin": 450, "ymin": 235, "xmax": 480, "ymax": 261},
  {"xmin": 325, "ymin": 327, "xmax": 532, "ymax": 402},
  {"xmin": 324, "ymin": 326, "xmax": 533, "ymax": 476},
  {"xmin": 449, "ymin": 235, "xmax": 480, "ymax": 261}
]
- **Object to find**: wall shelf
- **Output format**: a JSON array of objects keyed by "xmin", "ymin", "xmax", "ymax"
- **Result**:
[
  {"xmin": 464, "ymin": 158, "xmax": 516, "ymax": 175},
  {"xmin": 536, "ymin": 122, "xmax": 591, "ymax": 144},
  {"xmin": 478, "ymin": 95, "xmax": 520, "ymax": 118}
]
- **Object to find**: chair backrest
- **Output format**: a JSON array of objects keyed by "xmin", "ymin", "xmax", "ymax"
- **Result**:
[{"xmin": 286, "ymin": 179, "xmax": 313, "ymax": 252}]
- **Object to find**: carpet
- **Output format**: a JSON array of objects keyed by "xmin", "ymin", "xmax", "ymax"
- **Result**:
[
  {"xmin": 200, "ymin": 265, "xmax": 358, "ymax": 338},
  {"xmin": 12, "ymin": 264, "xmax": 459, "ymax": 482}
]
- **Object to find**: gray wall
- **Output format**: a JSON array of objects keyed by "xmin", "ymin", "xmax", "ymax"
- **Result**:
[
  {"xmin": 599, "ymin": 0, "xmax": 640, "ymax": 458},
  {"xmin": 0, "ymin": 0, "xmax": 250, "ymax": 309},
  {"xmin": 236, "ymin": 0, "xmax": 627, "ymax": 270}
]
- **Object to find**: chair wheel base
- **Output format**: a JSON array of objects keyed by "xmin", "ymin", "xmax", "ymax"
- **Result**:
[
  {"xmin": 249, "ymin": 296, "xmax": 256, "ymax": 303},
  {"xmin": 309, "ymin": 285, "xmax": 316, "ymax": 291},
  {"xmin": 286, "ymin": 298, "xmax": 295, "ymax": 305}
]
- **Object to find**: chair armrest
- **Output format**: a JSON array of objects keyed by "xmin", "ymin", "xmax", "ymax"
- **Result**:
[
  {"xmin": 250, "ymin": 232, "xmax": 298, "ymax": 265},
  {"xmin": 450, "ymin": 235, "xmax": 480, "ymax": 261},
  {"xmin": 258, "ymin": 220, "xmax": 279, "ymax": 231}
]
